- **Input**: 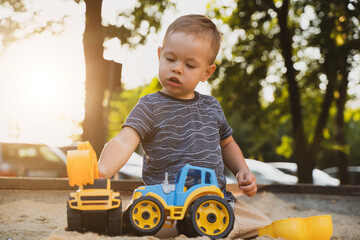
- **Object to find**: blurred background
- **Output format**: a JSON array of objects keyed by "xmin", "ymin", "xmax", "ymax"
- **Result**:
[{"xmin": 0, "ymin": 0, "xmax": 359, "ymax": 185}]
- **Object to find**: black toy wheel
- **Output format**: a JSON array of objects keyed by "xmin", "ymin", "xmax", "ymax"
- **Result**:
[
  {"xmin": 188, "ymin": 195, "xmax": 234, "ymax": 239},
  {"xmin": 107, "ymin": 200, "xmax": 122, "ymax": 236},
  {"xmin": 67, "ymin": 202, "xmax": 83, "ymax": 232},
  {"xmin": 127, "ymin": 196, "xmax": 165, "ymax": 236},
  {"xmin": 176, "ymin": 217, "xmax": 193, "ymax": 236},
  {"xmin": 176, "ymin": 219, "xmax": 187, "ymax": 236}
]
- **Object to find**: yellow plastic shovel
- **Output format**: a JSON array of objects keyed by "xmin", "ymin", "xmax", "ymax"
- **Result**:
[{"xmin": 66, "ymin": 141, "xmax": 99, "ymax": 187}]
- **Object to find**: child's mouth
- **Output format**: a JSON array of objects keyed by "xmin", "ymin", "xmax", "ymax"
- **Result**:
[{"xmin": 169, "ymin": 78, "xmax": 180, "ymax": 84}]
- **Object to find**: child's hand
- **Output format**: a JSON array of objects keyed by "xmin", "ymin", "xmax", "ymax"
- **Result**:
[
  {"xmin": 235, "ymin": 169, "xmax": 257, "ymax": 197},
  {"xmin": 98, "ymin": 164, "xmax": 108, "ymax": 179}
]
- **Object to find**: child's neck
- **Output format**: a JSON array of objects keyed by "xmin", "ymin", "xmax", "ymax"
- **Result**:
[
  {"xmin": 160, "ymin": 89, "xmax": 196, "ymax": 100},
  {"xmin": 159, "ymin": 90, "xmax": 198, "ymax": 102}
]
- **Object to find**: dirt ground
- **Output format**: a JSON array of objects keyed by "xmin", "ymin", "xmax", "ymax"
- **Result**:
[{"xmin": 0, "ymin": 189, "xmax": 359, "ymax": 240}]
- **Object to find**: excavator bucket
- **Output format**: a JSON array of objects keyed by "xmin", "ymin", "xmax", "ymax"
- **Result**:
[{"xmin": 67, "ymin": 141, "xmax": 99, "ymax": 187}]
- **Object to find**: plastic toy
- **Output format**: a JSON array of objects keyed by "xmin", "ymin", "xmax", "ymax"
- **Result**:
[
  {"xmin": 124, "ymin": 164, "xmax": 235, "ymax": 239},
  {"xmin": 66, "ymin": 142, "xmax": 122, "ymax": 235},
  {"xmin": 258, "ymin": 215, "xmax": 333, "ymax": 240},
  {"xmin": 67, "ymin": 142, "xmax": 98, "ymax": 187},
  {"xmin": 66, "ymin": 141, "xmax": 234, "ymax": 238}
]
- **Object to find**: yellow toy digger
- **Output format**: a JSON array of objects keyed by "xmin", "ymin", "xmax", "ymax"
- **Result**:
[
  {"xmin": 66, "ymin": 142, "xmax": 234, "ymax": 239},
  {"xmin": 66, "ymin": 142, "xmax": 122, "ymax": 235}
]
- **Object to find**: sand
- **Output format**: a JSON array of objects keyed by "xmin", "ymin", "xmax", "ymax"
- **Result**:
[{"xmin": 0, "ymin": 189, "xmax": 359, "ymax": 240}]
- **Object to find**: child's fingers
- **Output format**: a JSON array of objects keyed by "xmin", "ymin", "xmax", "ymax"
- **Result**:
[
  {"xmin": 238, "ymin": 181, "xmax": 253, "ymax": 190},
  {"xmin": 243, "ymin": 186, "xmax": 257, "ymax": 197},
  {"xmin": 235, "ymin": 171, "xmax": 248, "ymax": 183},
  {"xmin": 236, "ymin": 171, "xmax": 257, "ymax": 197},
  {"xmin": 98, "ymin": 165, "xmax": 107, "ymax": 179},
  {"xmin": 239, "ymin": 182, "xmax": 257, "ymax": 197},
  {"xmin": 239, "ymin": 178, "xmax": 251, "ymax": 186},
  {"xmin": 237, "ymin": 172, "xmax": 255, "ymax": 185}
]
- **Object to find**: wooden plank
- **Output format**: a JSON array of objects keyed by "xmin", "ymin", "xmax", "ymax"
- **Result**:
[
  {"xmin": 0, "ymin": 177, "xmax": 76, "ymax": 190},
  {"xmin": 257, "ymin": 184, "xmax": 360, "ymax": 196},
  {"xmin": 0, "ymin": 177, "xmax": 143, "ymax": 192},
  {"xmin": 111, "ymin": 180, "xmax": 144, "ymax": 192}
]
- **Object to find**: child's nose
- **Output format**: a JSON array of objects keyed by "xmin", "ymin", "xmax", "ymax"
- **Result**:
[{"xmin": 171, "ymin": 62, "xmax": 183, "ymax": 74}]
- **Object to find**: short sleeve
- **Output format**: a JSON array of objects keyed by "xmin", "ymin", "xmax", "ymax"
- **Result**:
[
  {"xmin": 123, "ymin": 96, "xmax": 153, "ymax": 140},
  {"xmin": 216, "ymin": 101, "xmax": 233, "ymax": 140}
]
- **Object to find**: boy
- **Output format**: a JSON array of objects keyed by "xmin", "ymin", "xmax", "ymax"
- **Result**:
[{"xmin": 98, "ymin": 14, "xmax": 271, "ymax": 238}]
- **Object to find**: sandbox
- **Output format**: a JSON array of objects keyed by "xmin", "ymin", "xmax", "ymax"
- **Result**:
[{"xmin": 0, "ymin": 178, "xmax": 359, "ymax": 240}]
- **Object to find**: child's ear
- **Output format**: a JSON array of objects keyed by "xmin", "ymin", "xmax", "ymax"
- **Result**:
[
  {"xmin": 200, "ymin": 64, "xmax": 216, "ymax": 82},
  {"xmin": 157, "ymin": 47, "xmax": 162, "ymax": 60}
]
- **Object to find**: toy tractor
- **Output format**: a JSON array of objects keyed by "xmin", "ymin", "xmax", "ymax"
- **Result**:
[
  {"xmin": 66, "ymin": 142, "xmax": 122, "ymax": 235},
  {"xmin": 124, "ymin": 164, "xmax": 235, "ymax": 239}
]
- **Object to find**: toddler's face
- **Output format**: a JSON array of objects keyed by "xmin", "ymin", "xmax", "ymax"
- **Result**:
[{"xmin": 158, "ymin": 32, "xmax": 216, "ymax": 99}]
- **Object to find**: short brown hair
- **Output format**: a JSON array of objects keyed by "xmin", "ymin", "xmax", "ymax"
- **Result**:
[{"xmin": 163, "ymin": 14, "xmax": 221, "ymax": 64}]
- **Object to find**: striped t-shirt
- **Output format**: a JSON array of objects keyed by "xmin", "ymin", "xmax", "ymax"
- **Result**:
[{"xmin": 123, "ymin": 91, "xmax": 233, "ymax": 191}]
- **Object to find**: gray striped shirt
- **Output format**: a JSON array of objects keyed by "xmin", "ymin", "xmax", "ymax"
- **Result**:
[{"xmin": 123, "ymin": 91, "xmax": 233, "ymax": 191}]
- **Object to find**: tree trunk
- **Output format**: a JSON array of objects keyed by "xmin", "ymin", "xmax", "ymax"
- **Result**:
[
  {"xmin": 335, "ymin": 55, "xmax": 349, "ymax": 184},
  {"xmin": 308, "ymin": 50, "xmax": 336, "ymax": 168},
  {"xmin": 277, "ymin": 0, "xmax": 312, "ymax": 183},
  {"xmin": 82, "ymin": 0, "xmax": 107, "ymax": 157}
]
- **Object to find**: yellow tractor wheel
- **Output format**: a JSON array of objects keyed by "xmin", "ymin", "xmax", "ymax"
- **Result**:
[
  {"xmin": 188, "ymin": 195, "xmax": 234, "ymax": 239},
  {"xmin": 127, "ymin": 196, "xmax": 165, "ymax": 236}
]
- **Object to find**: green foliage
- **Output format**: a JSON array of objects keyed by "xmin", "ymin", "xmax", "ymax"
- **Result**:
[
  {"xmin": 103, "ymin": 0, "xmax": 174, "ymax": 47},
  {"xmin": 208, "ymin": 0, "xmax": 293, "ymax": 161},
  {"xmin": 347, "ymin": 110, "xmax": 360, "ymax": 166},
  {"xmin": 107, "ymin": 78, "xmax": 162, "ymax": 140},
  {"xmin": 139, "ymin": 77, "xmax": 162, "ymax": 97},
  {"xmin": 0, "ymin": 0, "xmax": 69, "ymax": 50},
  {"xmin": 316, "ymin": 108, "xmax": 360, "ymax": 168},
  {"xmin": 207, "ymin": 0, "xmax": 360, "ymax": 169},
  {"xmin": 1, "ymin": 0, "xmax": 175, "ymax": 50},
  {"xmin": 276, "ymin": 136, "xmax": 293, "ymax": 158},
  {"xmin": 107, "ymin": 85, "xmax": 143, "ymax": 140}
]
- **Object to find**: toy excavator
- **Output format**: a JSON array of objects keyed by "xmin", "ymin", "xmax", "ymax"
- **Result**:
[
  {"xmin": 66, "ymin": 141, "xmax": 234, "ymax": 239},
  {"xmin": 66, "ymin": 141, "xmax": 122, "ymax": 235}
]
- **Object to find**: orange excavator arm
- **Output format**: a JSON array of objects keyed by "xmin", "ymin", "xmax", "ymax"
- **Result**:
[{"xmin": 66, "ymin": 141, "xmax": 99, "ymax": 187}]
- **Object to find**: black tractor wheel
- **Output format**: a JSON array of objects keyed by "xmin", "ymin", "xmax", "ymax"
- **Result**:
[
  {"xmin": 176, "ymin": 217, "xmax": 193, "ymax": 236},
  {"xmin": 67, "ymin": 202, "xmax": 83, "ymax": 232},
  {"xmin": 188, "ymin": 195, "xmax": 234, "ymax": 239},
  {"xmin": 107, "ymin": 200, "xmax": 122, "ymax": 236},
  {"xmin": 176, "ymin": 219, "xmax": 187, "ymax": 236},
  {"xmin": 127, "ymin": 196, "xmax": 165, "ymax": 236}
]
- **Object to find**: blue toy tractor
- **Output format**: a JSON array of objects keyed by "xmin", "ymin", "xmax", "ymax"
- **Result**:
[{"xmin": 124, "ymin": 164, "xmax": 235, "ymax": 239}]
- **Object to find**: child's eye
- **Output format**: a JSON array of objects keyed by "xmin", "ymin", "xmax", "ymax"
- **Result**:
[
  {"xmin": 186, "ymin": 64, "xmax": 195, "ymax": 69},
  {"xmin": 166, "ymin": 57, "xmax": 175, "ymax": 62}
]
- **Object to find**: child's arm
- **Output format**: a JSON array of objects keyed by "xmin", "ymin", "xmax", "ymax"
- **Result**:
[
  {"xmin": 221, "ymin": 136, "xmax": 257, "ymax": 197},
  {"xmin": 98, "ymin": 126, "xmax": 141, "ymax": 179}
]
